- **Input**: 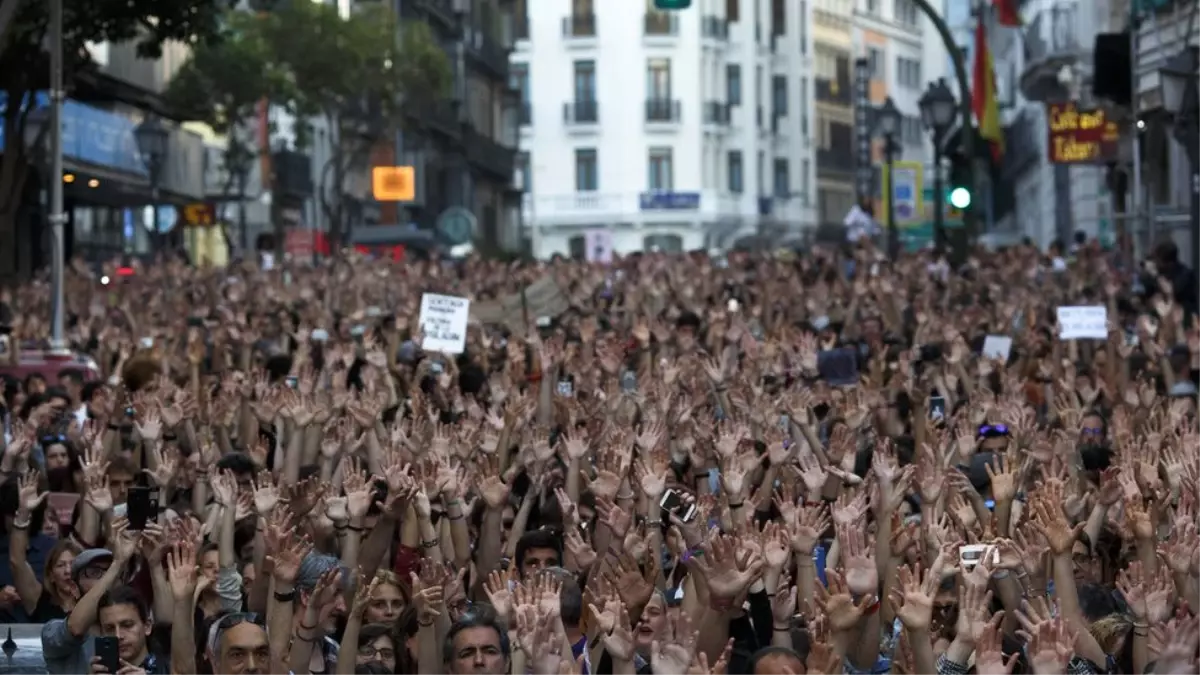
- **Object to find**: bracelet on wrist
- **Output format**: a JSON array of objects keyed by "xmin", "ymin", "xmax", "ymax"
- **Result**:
[
  {"xmin": 615, "ymin": 492, "xmax": 635, "ymax": 501},
  {"xmin": 418, "ymin": 619, "xmax": 435, "ymax": 627},
  {"xmin": 728, "ymin": 501, "xmax": 745, "ymax": 509},
  {"xmin": 421, "ymin": 538, "xmax": 440, "ymax": 550},
  {"xmin": 11, "ymin": 520, "xmax": 29, "ymax": 530},
  {"xmin": 773, "ymin": 624, "xmax": 791, "ymax": 632}
]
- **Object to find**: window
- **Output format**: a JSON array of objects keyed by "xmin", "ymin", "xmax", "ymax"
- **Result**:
[
  {"xmin": 756, "ymin": 65, "xmax": 763, "ymax": 109},
  {"xmin": 865, "ymin": 0, "xmax": 878, "ymax": 13},
  {"xmin": 568, "ymin": 235, "xmax": 586, "ymax": 259},
  {"xmin": 896, "ymin": 56, "xmax": 920, "ymax": 89},
  {"xmin": 867, "ymin": 47, "xmax": 883, "ymax": 78},
  {"xmin": 727, "ymin": 64, "xmax": 742, "ymax": 105},
  {"xmin": 801, "ymin": 159, "xmax": 810, "ymax": 202},
  {"xmin": 799, "ymin": 76, "xmax": 808, "ymax": 135},
  {"xmin": 648, "ymin": 147, "xmax": 673, "ymax": 190},
  {"xmin": 816, "ymin": 45, "xmax": 838, "ymax": 79},
  {"xmin": 727, "ymin": 0, "xmax": 739, "ymax": 22},
  {"xmin": 771, "ymin": 0, "xmax": 785, "ymax": 35},
  {"xmin": 643, "ymin": 234, "xmax": 683, "ymax": 252},
  {"xmin": 516, "ymin": 151, "xmax": 531, "ymax": 191},
  {"xmin": 574, "ymin": 60, "xmax": 596, "ymax": 101},
  {"xmin": 647, "ymin": 58, "xmax": 671, "ymax": 99},
  {"xmin": 902, "ymin": 115, "xmax": 923, "ymax": 145},
  {"xmin": 895, "ymin": 0, "xmax": 918, "ymax": 26},
  {"xmin": 573, "ymin": 0, "xmax": 593, "ymax": 14},
  {"xmin": 575, "ymin": 148, "xmax": 598, "ymax": 191},
  {"xmin": 772, "ymin": 75, "xmax": 788, "ymax": 116},
  {"xmin": 773, "ymin": 158, "xmax": 790, "ymax": 197},
  {"xmin": 728, "ymin": 151, "xmax": 744, "ymax": 192},
  {"xmin": 757, "ymin": 151, "xmax": 765, "ymax": 195}
]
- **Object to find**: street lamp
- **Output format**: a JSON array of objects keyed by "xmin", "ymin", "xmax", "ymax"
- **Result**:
[
  {"xmin": 875, "ymin": 96, "xmax": 902, "ymax": 259},
  {"xmin": 919, "ymin": 78, "xmax": 957, "ymax": 253},
  {"xmin": 135, "ymin": 114, "xmax": 169, "ymax": 253},
  {"xmin": 1159, "ymin": 47, "xmax": 1198, "ymax": 271},
  {"xmin": 224, "ymin": 134, "xmax": 256, "ymax": 256}
]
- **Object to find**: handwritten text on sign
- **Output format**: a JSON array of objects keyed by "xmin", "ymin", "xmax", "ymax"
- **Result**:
[
  {"xmin": 419, "ymin": 293, "xmax": 470, "ymax": 354},
  {"xmin": 1046, "ymin": 103, "xmax": 1119, "ymax": 164},
  {"xmin": 1056, "ymin": 305, "xmax": 1108, "ymax": 340}
]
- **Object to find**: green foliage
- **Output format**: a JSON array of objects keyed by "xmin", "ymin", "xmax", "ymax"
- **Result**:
[
  {"xmin": 163, "ymin": 12, "xmax": 290, "ymax": 135},
  {"xmin": 258, "ymin": 1, "xmax": 451, "ymax": 128},
  {"xmin": 0, "ymin": 0, "xmax": 235, "ymax": 88}
]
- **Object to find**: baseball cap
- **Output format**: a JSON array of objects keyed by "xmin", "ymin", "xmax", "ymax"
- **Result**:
[{"xmin": 71, "ymin": 549, "xmax": 113, "ymax": 582}]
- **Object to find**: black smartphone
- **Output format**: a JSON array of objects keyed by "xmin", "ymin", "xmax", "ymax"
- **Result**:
[
  {"xmin": 659, "ymin": 489, "xmax": 697, "ymax": 523},
  {"xmin": 186, "ymin": 316, "xmax": 205, "ymax": 328},
  {"xmin": 127, "ymin": 486, "xmax": 159, "ymax": 531},
  {"xmin": 96, "ymin": 636, "xmax": 120, "ymax": 674},
  {"xmin": 285, "ymin": 375, "xmax": 299, "ymax": 389}
]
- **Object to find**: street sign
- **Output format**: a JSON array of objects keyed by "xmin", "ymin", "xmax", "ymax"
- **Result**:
[
  {"xmin": 372, "ymin": 166, "xmax": 415, "ymax": 201},
  {"xmin": 436, "ymin": 207, "xmax": 477, "ymax": 246}
]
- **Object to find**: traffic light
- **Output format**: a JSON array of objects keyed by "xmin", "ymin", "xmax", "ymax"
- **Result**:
[
  {"xmin": 949, "ymin": 187, "xmax": 971, "ymax": 209},
  {"xmin": 654, "ymin": 0, "xmax": 691, "ymax": 8}
]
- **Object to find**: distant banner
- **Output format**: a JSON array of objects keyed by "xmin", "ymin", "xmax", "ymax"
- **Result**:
[{"xmin": 882, "ymin": 160, "xmax": 924, "ymax": 228}]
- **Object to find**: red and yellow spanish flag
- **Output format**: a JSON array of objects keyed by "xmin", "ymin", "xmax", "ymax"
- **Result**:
[
  {"xmin": 972, "ymin": 16, "xmax": 1004, "ymax": 162},
  {"xmin": 993, "ymin": 0, "xmax": 1023, "ymax": 26}
]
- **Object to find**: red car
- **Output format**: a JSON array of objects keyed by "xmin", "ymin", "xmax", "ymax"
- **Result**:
[{"xmin": 0, "ymin": 348, "xmax": 103, "ymax": 383}]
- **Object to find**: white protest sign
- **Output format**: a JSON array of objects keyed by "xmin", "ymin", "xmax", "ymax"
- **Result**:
[
  {"xmin": 1056, "ymin": 306, "xmax": 1107, "ymax": 340},
  {"xmin": 585, "ymin": 229, "xmax": 613, "ymax": 264},
  {"xmin": 418, "ymin": 293, "xmax": 470, "ymax": 354},
  {"xmin": 982, "ymin": 335, "xmax": 1013, "ymax": 361}
]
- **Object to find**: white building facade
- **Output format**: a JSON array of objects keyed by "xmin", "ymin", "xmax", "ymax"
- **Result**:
[{"xmin": 513, "ymin": 0, "xmax": 817, "ymax": 259}]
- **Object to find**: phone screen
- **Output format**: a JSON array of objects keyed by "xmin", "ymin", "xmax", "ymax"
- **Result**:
[
  {"xmin": 929, "ymin": 395, "xmax": 946, "ymax": 421},
  {"xmin": 285, "ymin": 376, "xmax": 299, "ymax": 389},
  {"xmin": 557, "ymin": 379, "xmax": 574, "ymax": 397},
  {"xmin": 96, "ymin": 636, "xmax": 120, "ymax": 673},
  {"xmin": 127, "ymin": 486, "xmax": 159, "ymax": 531},
  {"xmin": 659, "ymin": 489, "xmax": 697, "ymax": 523}
]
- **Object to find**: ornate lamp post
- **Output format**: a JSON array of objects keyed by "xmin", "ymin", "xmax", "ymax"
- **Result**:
[
  {"xmin": 918, "ymin": 79, "xmax": 957, "ymax": 253},
  {"xmin": 875, "ymin": 96, "xmax": 902, "ymax": 258},
  {"xmin": 135, "ymin": 114, "xmax": 169, "ymax": 253}
]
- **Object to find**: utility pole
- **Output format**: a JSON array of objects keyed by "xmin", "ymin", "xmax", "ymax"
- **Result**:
[{"xmin": 48, "ymin": 0, "xmax": 66, "ymax": 352}]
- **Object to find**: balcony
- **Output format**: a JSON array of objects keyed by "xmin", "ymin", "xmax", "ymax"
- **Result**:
[
  {"xmin": 703, "ymin": 101, "xmax": 731, "ymax": 125},
  {"xmin": 1019, "ymin": 2, "xmax": 1084, "ymax": 102},
  {"xmin": 816, "ymin": 148, "xmax": 854, "ymax": 177},
  {"xmin": 816, "ymin": 76, "xmax": 851, "ymax": 106},
  {"xmin": 522, "ymin": 190, "xmax": 745, "ymax": 225},
  {"xmin": 464, "ymin": 125, "xmax": 517, "ymax": 181},
  {"xmin": 410, "ymin": 99, "xmax": 462, "ymax": 139},
  {"xmin": 645, "ymin": 98, "xmax": 682, "ymax": 124},
  {"xmin": 563, "ymin": 13, "xmax": 597, "ymax": 43},
  {"xmin": 466, "ymin": 32, "xmax": 510, "ymax": 80},
  {"xmin": 644, "ymin": 12, "xmax": 679, "ymax": 38},
  {"xmin": 414, "ymin": 0, "xmax": 456, "ymax": 31},
  {"xmin": 563, "ymin": 99, "xmax": 599, "ymax": 127},
  {"xmin": 702, "ymin": 16, "xmax": 729, "ymax": 40}
]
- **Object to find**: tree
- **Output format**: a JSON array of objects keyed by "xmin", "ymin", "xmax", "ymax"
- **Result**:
[
  {"xmin": 0, "ymin": 0, "xmax": 235, "ymax": 278},
  {"xmin": 163, "ymin": 10, "xmax": 292, "ymax": 253},
  {"xmin": 257, "ymin": 0, "xmax": 450, "ymax": 248}
]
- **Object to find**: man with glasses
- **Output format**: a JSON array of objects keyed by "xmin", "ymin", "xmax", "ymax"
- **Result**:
[{"xmin": 207, "ymin": 612, "xmax": 270, "ymax": 675}]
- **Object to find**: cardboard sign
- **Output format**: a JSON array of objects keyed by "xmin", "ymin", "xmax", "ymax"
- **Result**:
[
  {"xmin": 470, "ymin": 277, "xmax": 572, "ymax": 329},
  {"xmin": 1057, "ymin": 306, "xmax": 1107, "ymax": 340},
  {"xmin": 418, "ymin": 293, "xmax": 470, "ymax": 354},
  {"xmin": 585, "ymin": 229, "xmax": 613, "ymax": 263},
  {"xmin": 982, "ymin": 335, "xmax": 1013, "ymax": 361},
  {"xmin": 47, "ymin": 492, "xmax": 79, "ymax": 526}
]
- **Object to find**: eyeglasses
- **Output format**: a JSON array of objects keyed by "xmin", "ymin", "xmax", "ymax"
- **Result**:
[
  {"xmin": 1080, "ymin": 426, "xmax": 1105, "ymax": 437},
  {"xmin": 81, "ymin": 565, "xmax": 110, "ymax": 580},
  {"xmin": 357, "ymin": 645, "xmax": 396, "ymax": 660},
  {"xmin": 977, "ymin": 424, "xmax": 1009, "ymax": 437},
  {"xmin": 41, "ymin": 434, "xmax": 68, "ymax": 445}
]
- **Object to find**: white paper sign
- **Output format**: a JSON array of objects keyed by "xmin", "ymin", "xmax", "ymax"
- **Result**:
[
  {"xmin": 585, "ymin": 229, "xmax": 613, "ymax": 263},
  {"xmin": 418, "ymin": 293, "xmax": 470, "ymax": 354},
  {"xmin": 982, "ymin": 335, "xmax": 1013, "ymax": 361},
  {"xmin": 1056, "ymin": 305, "xmax": 1108, "ymax": 340}
]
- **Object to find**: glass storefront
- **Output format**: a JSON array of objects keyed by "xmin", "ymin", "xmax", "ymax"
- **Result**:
[{"xmin": 70, "ymin": 203, "xmax": 154, "ymax": 260}]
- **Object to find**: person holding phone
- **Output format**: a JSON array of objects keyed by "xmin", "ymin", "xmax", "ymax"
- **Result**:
[
  {"xmin": 90, "ymin": 586, "xmax": 170, "ymax": 674},
  {"xmin": 40, "ymin": 519, "xmax": 139, "ymax": 675}
]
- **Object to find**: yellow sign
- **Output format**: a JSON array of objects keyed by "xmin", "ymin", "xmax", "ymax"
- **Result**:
[
  {"xmin": 183, "ymin": 203, "xmax": 215, "ymax": 227},
  {"xmin": 372, "ymin": 166, "xmax": 415, "ymax": 201},
  {"xmin": 1046, "ymin": 102, "xmax": 1119, "ymax": 164}
]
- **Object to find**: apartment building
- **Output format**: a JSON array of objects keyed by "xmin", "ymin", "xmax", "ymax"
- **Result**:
[
  {"xmin": 813, "ymin": 0, "xmax": 856, "ymax": 228},
  {"xmin": 851, "ymin": 0, "xmax": 948, "ymax": 216},
  {"xmin": 511, "ymin": 0, "xmax": 816, "ymax": 259}
]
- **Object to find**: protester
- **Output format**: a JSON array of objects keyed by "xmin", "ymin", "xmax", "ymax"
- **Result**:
[{"xmin": 0, "ymin": 240, "xmax": 1191, "ymax": 675}]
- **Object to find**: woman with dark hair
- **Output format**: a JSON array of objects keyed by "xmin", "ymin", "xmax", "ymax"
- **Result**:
[
  {"xmin": 9, "ymin": 471, "xmax": 81, "ymax": 622},
  {"xmin": 41, "ymin": 436, "xmax": 84, "ymax": 493}
]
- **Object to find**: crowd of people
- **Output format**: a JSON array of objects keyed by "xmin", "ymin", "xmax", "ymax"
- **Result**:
[{"xmin": 0, "ymin": 238, "xmax": 1197, "ymax": 675}]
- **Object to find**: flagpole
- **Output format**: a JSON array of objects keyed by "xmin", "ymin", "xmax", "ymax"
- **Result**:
[{"xmin": 1129, "ymin": 1, "xmax": 1143, "ymax": 264}]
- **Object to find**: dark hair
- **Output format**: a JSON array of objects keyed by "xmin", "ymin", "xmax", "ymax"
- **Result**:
[
  {"xmin": 99, "ymin": 585, "xmax": 151, "ymax": 623},
  {"xmin": 216, "ymin": 452, "xmax": 257, "ymax": 477},
  {"xmin": 80, "ymin": 381, "xmax": 106, "ymax": 405},
  {"xmin": 355, "ymin": 663, "xmax": 392, "ymax": 675},
  {"xmin": 265, "ymin": 355, "xmax": 293, "ymax": 383},
  {"xmin": 514, "ymin": 530, "xmax": 562, "ymax": 573},
  {"xmin": 57, "ymin": 368, "xmax": 85, "ymax": 386},
  {"xmin": 442, "ymin": 613, "xmax": 509, "ymax": 665},
  {"xmin": 358, "ymin": 623, "xmax": 395, "ymax": 650},
  {"xmin": 747, "ymin": 646, "xmax": 804, "ymax": 674}
]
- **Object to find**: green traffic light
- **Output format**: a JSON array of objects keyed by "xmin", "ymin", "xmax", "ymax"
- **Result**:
[
  {"xmin": 949, "ymin": 187, "xmax": 971, "ymax": 209},
  {"xmin": 654, "ymin": 0, "xmax": 692, "ymax": 8}
]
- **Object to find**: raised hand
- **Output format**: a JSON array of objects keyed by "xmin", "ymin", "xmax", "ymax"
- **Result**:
[
  {"xmin": 1026, "ymin": 616, "xmax": 1077, "ymax": 675},
  {"xmin": 251, "ymin": 470, "xmax": 283, "ymax": 516},
  {"xmin": 814, "ymin": 569, "xmax": 875, "ymax": 632},
  {"xmin": 590, "ymin": 597, "xmax": 635, "ymax": 662},
  {"xmin": 838, "ymin": 527, "xmax": 878, "ymax": 596},
  {"xmin": 210, "ymin": 469, "xmax": 237, "ymax": 508},
  {"xmin": 166, "ymin": 540, "xmax": 203, "ymax": 601},
  {"xmin": 974, "ymin": 612, "xmax": 1018, "ymax": 675},
  {"xmin": 651, "ymin": 612, "xmax": 698, "ymax": 674},
  {"xmin": 692, "ymin": 534, "xmax": 764, "ymax": 603},
  {"xmin": 340, "ymin": 457, "xmax": 374, "ymax": 520},
  {"xmin": 888, "ymin": 562, "xmax": 938, "ymax": 631},
  {"xmin": 17, "ymin": 471, "xmax": 48, "ymax": 514}
]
